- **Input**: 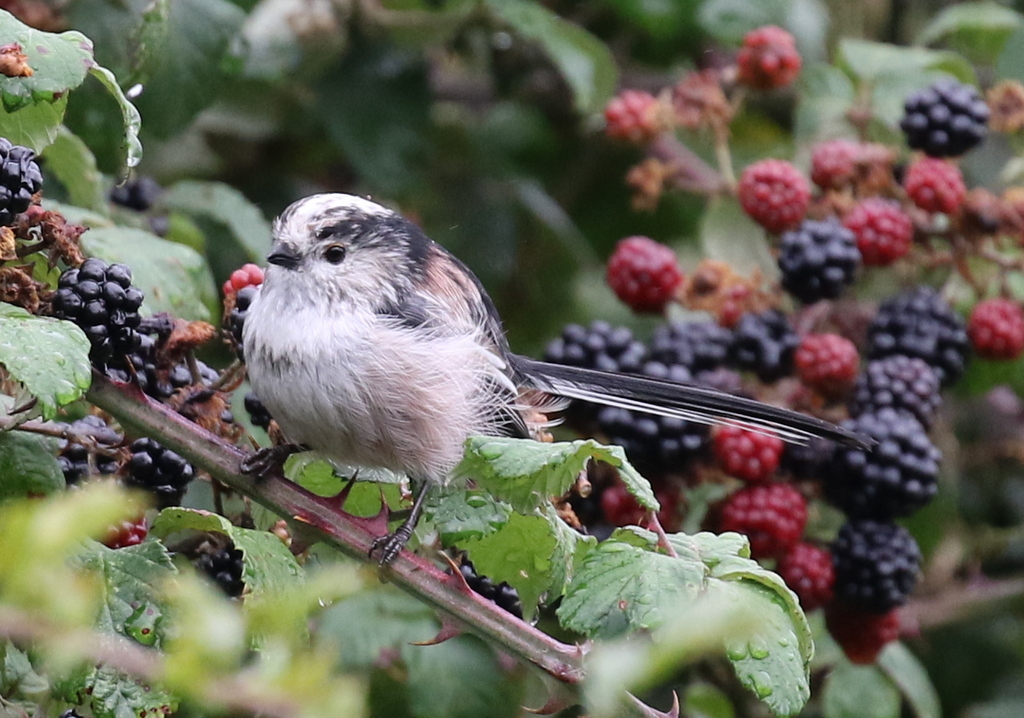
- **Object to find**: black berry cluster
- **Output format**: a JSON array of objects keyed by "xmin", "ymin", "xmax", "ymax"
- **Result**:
[
  {"xmin": 825, "ymin": 407, "xmax": 941, "ymax": 519},
  {"xmin": 868, "ymin": 287, "xmax": 970, "ymax": 387},
  {"xmin": 58, "ymin": 415, "xmax": 121, "ymax": 485},
  {"xmin": 0, "ymin": 138, "xmax": 42, "ymax": 226},
  {"xmin": 227, "ymin": 286, "xmax": 258, "ymax": 362},
  {"xmin": 832, "ymin": 519, "xmax": 921, "ymax": 613},
  {"xmin": 647, "ymin": 320, "xmax": 733, "ymax": 374},
  {"xmin": 125, "ymin": 438, "xmax": 196, "ymax": 508},
  {"xmin": 544, "ymin": 320, "xmax": 647, "ymax": 373},
  {"xmin": 244, "ymin": 392, "xmax": 273, "ymax": 431},
  {"xmin": 109, "ymin": 176, "xmax": 163, "ymax": 212},
  {"xmin": 729, "ymin": 310, "xmax": 799, "ymax": 382},
  {"xmin": 195, "ymin": 545, "xmax": 245, "ymax": 598},
  {"xmin": 777, "ymin": 218, "xmax": 861, "ymax": 304},
  {"xmin": 851, "ymin": 355, "xmax": 942, "ymax": 428},
  {"xmin": 596, "ymin": 405, "xmax": 708, "ymax": 475},
  {"xmin": 52, "ymin": 259, "xmax": 144, "ymax": 366},
  {"xmin": 459, "ymin": 559, "xmax": 523, "ymax": 618},
  {"xmin": 900, "ymin": 78, "xmax": 989, "ymax": 158}
]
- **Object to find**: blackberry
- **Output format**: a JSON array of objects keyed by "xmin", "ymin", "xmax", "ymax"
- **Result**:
[
  {"xmin": 851, "ymin": 356, "xmax": 942, "ymax": 429},
  {"xmin": 900, "ymin": 78, "xmax": 989, "ymax": 157},
  {"xmin": 868, "ymin": 287, "xmax": 969, "ymax": 387},
  {"xmin": 832, "ymin": 519, "xmax": 921, "ymax": 613},
  {"xmin": 459, "ymin": 559, "xmax": 523, "ymax": 618},
  {"xmin": 125, "ymin": 437, "xmax": 196, "ymax": 508},
  {"xmin": 58, "ymin": 415, "xmax": 121, "ymax": 485},
  {"xmin": 543, "ymin": 320, "xmax": 647, "ymax": 373},
  {"xmin": 244, "ymin": 392, "xmax": 273, "ymax": 431},
  {"xmin": 108, "ymin": 332, "xmax": 219, "ymax": 401},
  {"xmin": 195, "ymin": 545, "xmax": 245, "ymax": 598},
  {"xmin": 109, "ymin": 176, "xmax": 163, "ymax": 212},
  {"xmin": 0, "ymin": 138, "xmax": 43, "ymax": 226},
  {"xmin": 227, "ymin": 285, "xmax": 259, "ymax": 362},
  {"xmin": 825, "ymin": 408, "xmax": 940, "ymax": 519},
  {"xmin": 648, "ymin": 320, "xmax": 733, "ymax": 373},
  {"xmin": 596, "ymin": 404, "xmax": 708, "ymax": 475},
  {"xmin": 729, "ymin": 310, "xmax": 799, "ymax": 382},
  {"xmin": 778, "ymin": 218, "xmax": 860, "ymax": 304},
  {"xmin": 52, "ymin": 259, "xmax": 144, "ymax": 367},
  {"xmin": 780, "ymin": 438, "xmax": 831, "ymax": 480}
]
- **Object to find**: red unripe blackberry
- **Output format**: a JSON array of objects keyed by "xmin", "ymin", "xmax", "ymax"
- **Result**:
[
  {"xmin": 600, "ymin": 480, "xmax": 680, "ymax": 531},
  {"xmin": 777, "ymin": 542, "xmax": 834, "ymax": 611},
  {"xmin": 825, "ymin": 600, "xmax": 900, "ymax": 664},
  {"xmin": 737, "ymin": 159, "xmax": 810, "ymax": 234},
  {"xmin": 904, "ymin": 157, "xmax": 966, "ymax": 214},
  {"xmin": 713, "ymin": 425, "xmax": 783, "ymax": 482},
  {"xmin": 736, "ymin": 26, "xmax": 802, "ymax": 90},
  {"xmin": 843, "ymin": 198, "xmax": 913, "ymax": 266},
  {"xmin": 222, "ymin": 263, "xmax": 265, "ymax": 297},
  {"xmin": 968, "ymin": 298, "xmax": 1024, "ymax": 360},
  {"xmin": 810, "ymin": 139, "xmax": 859, "ymax": 190},
  {"xmin": 604, "ymin": 90, "xmax": 665, "ymax": 144},
  {"xmin": 718, "ymin": 483, "xmax": 807, "ymax": 559},
  {"xmin": 795, "ymin": 333, "xmax": 859, "ymax": 399},
  {"xmin": 103, "ymin": 515, "xmax": 148, "ymax": 549},
  {"xmin": 605, "ymin": 236, "xmax": 683, "ymax": 314}
]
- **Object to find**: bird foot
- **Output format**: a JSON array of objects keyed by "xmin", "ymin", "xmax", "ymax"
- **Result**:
[
  {"xmin": 240, "ymin": 443, "xmax": 300, "ymax": 478},
  {"xmin": 369, "ymin": 525, "xmax": 414, "ymax": 566}
]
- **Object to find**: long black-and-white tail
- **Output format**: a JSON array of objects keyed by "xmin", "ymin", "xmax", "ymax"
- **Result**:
[{"xmin": 514, "ymin": 356, "xmax": 871, "ymax": 449}]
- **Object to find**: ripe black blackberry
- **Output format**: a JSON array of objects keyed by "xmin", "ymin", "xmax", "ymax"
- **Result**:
[
  {"xmin": 244, "ymin": 392, "xmax": 273, "ymax": 431},
  {"xmin": 543, "ymin": 320, "xmax": 647, "ymax": 373},
  {"xmin": 52, "ymin": 259, "xmax": 144, "ymax": 367},
  {"xmin": 109, "ymin": 176, "xmax": 163, "ymax": 212},
  {"xmin": 647, "ymin": 320, "xmax": 733, "ymax": 373},
  {"xmin": 0, "ymin": 138, "xmax": 43, "ymax": 226},
  {"xmin": 868, "ymin": 286, "xmax": 969, "ymax": 387},
  {"xmin": 195, "ymin": 545, "xmax": 245, "ymax": 598},
  {"xmin": 825, "ymin": 408, "xmax": 941, "ymax": 519},
  {"xmin": 780, "ymin": 438, "xmax": 831, "ymax": 480},
  {"xmin": 900, "ymin": 78, "xmax": 989, "ymax": 157},
  {"xmin": 58, "ymin": 415, "xmax": 121, "ymax": 485},
  {"xmin": 851, "ymin": 355, "xmax": 942, "ymax": 428},
  {"xmin": 778, "ymin": 218, "xmax": 861, "ymax": 304},
  {"xmin": 108, "ymin": 331, "xmax": 219, "ymax": 400},
  {"xmin": 458, "ymin": 559, "xmax": 523, "ymax": 618},
  {"xmin": 227, "ymin": 285, "xmax": 259, "ymax": 362},
  {"xmin": 596, "ymin": 405, "xmax": 708, "ymax": 476},
  {"xmin": 124, "ymin": 437, "xmax": 195, "ymax": 508},
  {"xmin": 729, "ymin": 310, "xmax": 799, "ymax": 382},
  {"xmin": 832, "ymin": 519, "xmax": 921, "ymax": 613}
]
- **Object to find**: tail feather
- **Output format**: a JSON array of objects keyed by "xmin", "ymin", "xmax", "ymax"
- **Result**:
[{"xmin": 514, "ymin": 356, "xmax": 871, "ymax": 449}]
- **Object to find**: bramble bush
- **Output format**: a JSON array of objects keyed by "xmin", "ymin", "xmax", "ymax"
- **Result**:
[{"xmin": 2, "ymin": 1, "xmax": 1024, "ymax": 717}]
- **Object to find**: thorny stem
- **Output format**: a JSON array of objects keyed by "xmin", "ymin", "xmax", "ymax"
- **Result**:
[
  {"xmin": 86, "ymin": 374, "xmax": 587, "ymax": 687},
  {"xmin": 5, "ymin": 416, "xmax": 117, "ymax": 451}
]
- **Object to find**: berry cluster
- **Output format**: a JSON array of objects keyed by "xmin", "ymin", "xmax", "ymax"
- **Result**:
[
  {"xmin": 0, "ymin": 138, "xmax": 42, "ymax": 226},
  {"xmin": 109, "ymin": 176, "xmax": 163, "ymax": 212},
  {"xmin": 58, "ymin": 415, "xmax": 121, "ymax": 485},
  {"xmin": 777, "ymin": 218, "xmax": 860, "ymax": 304},
  {"xmin": 245, "ymin": 392, "xmax": 273, "ymax": 431},
  {"xmin": 901, "ymin": 78, "xmax": 989, "ymax": 157},
  {"xmin": 458, "ymin": 559, "xmax": 523, "ymax": 618},
  {"xmin": 606, "ymin": 236, "xmax": 683, "ymax": 313},
  {"xmin": 195, "ymin": 544, "xmax": 246, "ymax": 598},
  {"xmin": 227, "ymin": 285, "xmax": 259, "ymax": 362},
  {"xmin": 125, "ymin": 438, "xmax": 196, "ymax": 508}
]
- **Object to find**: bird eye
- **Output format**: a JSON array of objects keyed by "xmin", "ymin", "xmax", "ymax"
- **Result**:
[{"xmin": 324, "ymin": 244, "xmax": 347, "ymax": 264}]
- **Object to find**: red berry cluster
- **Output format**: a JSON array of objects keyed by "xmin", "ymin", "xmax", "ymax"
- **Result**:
[
  {"xmin": 606, "ymin": 236, "xmax": 683, "ymax": 313},
  {"xmin": 737, "ymin": 26, "xmax": 802, "ymax": 91},
  {"xmin": 222, "ymin": 262, "xmax": 264, "ymax": 297}
]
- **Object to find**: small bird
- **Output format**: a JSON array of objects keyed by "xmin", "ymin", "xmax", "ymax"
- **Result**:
[{"xmin": 242, "ymin": 194, "xmax": 868, "ymax": 563}]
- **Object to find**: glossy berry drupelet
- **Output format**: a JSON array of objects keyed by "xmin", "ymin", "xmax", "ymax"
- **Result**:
[
  {"xmin": 125, "ymin": 437, "xmax": 196, "ymax": 508},
  {"xmin": 826, "ymin": 408, "xmax": 940, "ymax": 519},
  {"xmin": 109, "ymin": 176, "xmax": 163, "ymax": 212},
  {"xmin": 736, "ymin": 25, "xmax": 802, "ymax": 90},
  {"xmin": 825, "ymin": 600, "xmax": 900, "ymax": 664},
  {"xmin": 458, "ymin": 559, "xmax": 523, "ymax": 618},
  {"xmin": 868, "ymin": 286, "xmax": 970, "ymax": 387},
  {"xmin": 58, "ymin": 415, "xmax": 121, "ymax": 485},
  {"xmin": 729, "ymin": 310, "xmax": 799, "ymax": 382},
  {"xmin": 737, "ymin": 159, "xmax": 810, "ymax": 234},
  {"xmin": 810, "ymin": 139, "xmax": 860, "ymax": 190},
  {"xmin": 968, "ymin": 298, "xmax": 1024, "ymax": 360},
  {"xmin": 712, "ymin": 425, "xmax": 783, "ymax": 483},
  {"xmin": 850, "ymin": 355, "xmax": 942, "ymax": 429},
  {"xmin": 795, "ymin": 333, "xmax": 859, "ymax": 399},
  {"xmin": 0, "ymin": 138, "xmax": 43, "ymax": 226},
  {"xmin": 904, "ymin": 158, "xmax": 966, "ymax": 215},
  {"xmin": 778, "ymin": 217, "xmax": 861, "ymax": 304},
  {"xmin": 195, "ymin": 546, "xmax": 245, "ymax": 598},
  {"xmin": 604, "ymin": 90, "xmax": 665, "ymax": 144},
  {"xmin": 900, "ymin": 78, "xmax": 989, "ymax": 157},
  {"xmin": 777, "ymin": 543, "xmax": 834, "ymax": 611},
  {"xmin": 227, "ymin": 285, "xmax": 259, "ymax": 362},
  {"xmin": 718, "ymin": 483, "xmax": 807, "ymax": 559},
  {"xmin": 648, "ymin": 320, "xmax": 733, "ymax": 374},
  {"xmin": 832, "ymin": 519, "xmax": 921, "ymax": 613},
  {"xmin": 544, "ymin": 321, "xmax": 647, "ymax": 374},
  {"xmin": 605, "ymin": 236, "xmax": 683, "ymax": 314},
  {"xmin": 52, "ymin": 258, "xmax": 145, "ymax": 367},
  {"xmin": 843, "ymin": 198, "xmax": 913, "ymax": 267}
]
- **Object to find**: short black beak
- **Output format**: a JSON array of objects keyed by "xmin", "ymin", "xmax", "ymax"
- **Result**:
[{"xmin": 267, "ymin": 243, "xmax": 301, "ymax": 269}]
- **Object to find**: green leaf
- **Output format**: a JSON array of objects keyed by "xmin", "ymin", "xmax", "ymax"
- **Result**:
[
  {"xmin": 822, "ymin": 661, "xmax": 900, "ymax": 718},
  {"xmin": 457, "ymin": 435, "xmax": 657, "ymax": 514},
  {"xmin": 56, "ymin": 664, "xmax": 177, "ymax": 718},
  {"xmin": 700, "ymin": 196, "xmax": 778, "ymax": 279},
  {"xmin": 600, "ymin": 0, "xmax": 698, "ymax": 40},
  {"xmin": 87, "ymin": 64, "xmax": 143, "ymax": 172},
  {"xmin": 0, "ymin": 431, "xmax": 64, "ymax": 500},
  {"xmin": 0, "ymin": 642, "xmax": 48, "ymax": 701},
  {"xmin": 133, "ymin": 0, "xmax": 246, "ymax": 138},
  {"xmin": 0, "ymin": 96, "xmax": 67, "ymax": 152},
  {"xmin": 794, "ymin": 63, "xmax": 856, "ymax": 147},
  {"xmin": 64, "ymin": 0, "xmax": 166, "ymax": 81},
  {"xmin": 996, "ymin": 26, "xmax": 1024, "ymax": 82},
  {"xmin": 485, "ymin": 0, "xmax": 617, "ymax": 115},
  {"xmin": 42, "ymin": 126, "xmax": 106, "ymax": 212},
  {"xmin": 160, "ymin": 180, "xmax": 273, "ymax": 264},
  {"xmin": 0, "ymin": 303, "xmax": 92, "ymax": 419},
  {"xmin": 0, "ymin": 11, "xmax": 93, "ymax": 112},
  {"xmin": 697, "ymin": 0, "xmax": 788, "ymax": 45},
  {"xmin": 877, "ymin": 642, "xmax": 941, "ymax": 718},
  {"xmin": 80, "ymin": 226, "xmax": 215, "ymax": 321},
  {"xmin": 917, "ymin": 2, "xmax": 1022, "ymax": 65},
  {"xmin": 284, "ymin": 453, "xmax": 345, "ymax": 497},
  {"xmin": 837, "ymin": 39, "xmax": 976, "ymax": 84},
  {"xmin": 427, "ymin": 485, "xmax": 512, "ymax": 545},
  {"xmin": 150, "ymin": 507, "xmax": 303, "ymax": 599}
]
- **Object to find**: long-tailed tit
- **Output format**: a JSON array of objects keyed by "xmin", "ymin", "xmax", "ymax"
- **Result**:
[{"xmin": 242, "ymin": 194, "xmax": 868, "ymax": 563}]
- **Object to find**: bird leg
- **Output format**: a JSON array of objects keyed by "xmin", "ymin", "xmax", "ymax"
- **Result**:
[{"xmin": 370, "ymin": 481, "xmax": 431, "ymax": 565}]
